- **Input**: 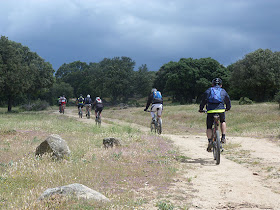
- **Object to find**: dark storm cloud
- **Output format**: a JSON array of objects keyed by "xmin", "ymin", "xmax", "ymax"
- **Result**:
[{"xmin": 1, "ymin": 0, "xmax": 280, "ymax": 71}]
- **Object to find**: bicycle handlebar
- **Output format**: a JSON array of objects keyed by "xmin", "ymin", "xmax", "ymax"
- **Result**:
[{"xmin": 199, "ymin": 109, "xmax": 229, "ymax": 113}]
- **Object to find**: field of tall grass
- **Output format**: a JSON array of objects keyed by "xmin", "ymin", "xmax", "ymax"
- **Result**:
[
  {"xmin": 0, "ymin": 102, "xmax": 279, "ymax": 209},
  {"xmin": 104, "ymin": 101, "xmax": 280, "ymax": 140},
  {"xmin": 0, "ymin": 108, "xmax": 181, "ymax": 209}
]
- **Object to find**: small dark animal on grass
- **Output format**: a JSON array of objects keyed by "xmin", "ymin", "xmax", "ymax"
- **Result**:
[{"xmin": 103, "ymin": 137, "xmax": 121, "ymax": 149}]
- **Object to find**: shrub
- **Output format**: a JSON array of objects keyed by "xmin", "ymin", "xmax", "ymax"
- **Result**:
[
  {"xmin": 239, "ymin": 97, "xmax": 253, "ymax": 105},
  {"xmin": 156, "ymin": 200, "xmax": 174, "ymax": 210},
  {"xmin": 274, "ymin": 91, "xmax": 280, "ymax": 109},
  {"xmin": 20, "ymin": 99, "xmax": 49, "ymax": 111}
]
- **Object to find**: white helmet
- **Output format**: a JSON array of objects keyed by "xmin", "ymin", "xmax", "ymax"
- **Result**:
[
  {"xmin": 87, "ymin": 94, "xmax": 90, "ymax": 98},
  {"xmin": 151, "ymin": 88, "xmax": 157, "ymax": 93},
  {"xmin": 96, "ymin": 97, "xmax": 100, "ymax": 100}
]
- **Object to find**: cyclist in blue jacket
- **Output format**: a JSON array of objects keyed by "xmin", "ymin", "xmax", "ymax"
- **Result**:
[
  {"xmin": 199, "ymin": 78, "xmax": 231, "ymax": 152},
  {"xmin": 144, "ymin": 88, "xmax": 163, "ymax": 125}
]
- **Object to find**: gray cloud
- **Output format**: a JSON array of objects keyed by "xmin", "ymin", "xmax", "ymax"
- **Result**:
[{"xmin": 1, "ymin": 0, "xmax": 280, "ymax": 70}]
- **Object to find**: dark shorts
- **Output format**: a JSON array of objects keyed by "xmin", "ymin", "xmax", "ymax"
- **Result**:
[
  {"xmin": 95, "ymin": 107, "xmax": 103, "ymax": 113},
  {"xmin": 78, "ymin": 104, "xmax": 84, "ymax": 108},
  {"xmin": 207, "ymin": 113, "xmax": 226, "ymax": 129}
]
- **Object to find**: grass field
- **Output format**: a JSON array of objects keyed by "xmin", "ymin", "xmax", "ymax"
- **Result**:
[
  {"xmin": 0, "ymin": 102, "xmax": 279, "ymax": 209},
  {"xmin": 0, "ymin": 107, "xmax": 181, "ymax": 209},
  {"xmin": 104, "ymin": 101, "xmax": 280, "ymax": 139}
]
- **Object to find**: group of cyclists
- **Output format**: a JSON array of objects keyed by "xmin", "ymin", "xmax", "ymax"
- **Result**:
[
  {"xmin": 58, "ymin": 77, "xmax": 231, "ymax": 153},
  {"xmin": 57, "ymin": 94, "xmax": 104, "ymax": 119},
  {"xmin": 145, "ymin": 77, "xmax": 231, "ymax": 152},
  {"xmin": 76, "ymin": 94, "xmax": 104, "ymax": 119}
]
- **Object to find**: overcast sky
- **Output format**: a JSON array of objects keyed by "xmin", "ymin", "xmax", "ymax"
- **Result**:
[{"xmin": 1, "ymin": 0, "xmax": 280, "ymax": 71}]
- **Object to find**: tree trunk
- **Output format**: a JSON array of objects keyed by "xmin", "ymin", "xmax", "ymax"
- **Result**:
[{"xmin": 8, "ymin": 96, "xmax": 12, "ymax": 112}]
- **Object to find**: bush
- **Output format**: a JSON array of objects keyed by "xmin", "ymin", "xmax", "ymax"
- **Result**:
[
  {"xmin": 239, "ymin": 97, "xmax": 253, "ymax": 105},
  {"xmin": 21, "ymin": 99, "xmax": 49, "ymax": 111},
  {"xmin": 275, "ymin": 91, "xmax": 280, "ymax": 107}
]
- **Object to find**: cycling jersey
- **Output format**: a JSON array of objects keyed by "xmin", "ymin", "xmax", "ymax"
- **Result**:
[
  {"xmin": 77, "ymin": 97, "xmax": 84, "ymax": 105},
  {"xmin": 60, "ymin": 97, "xmax": 67, "ymax": 105}
]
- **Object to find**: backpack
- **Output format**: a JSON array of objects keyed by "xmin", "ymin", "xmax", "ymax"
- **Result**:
[
  {"xmin": 78, "ymin": 97, "xmax": 84, "ymax": 103},
  {"xmin": 96, "ymin": 98, "xmax": 102, "ymax": 103},
  {"xmin": 152, "ymin": 91, "xmax": 163, "ymax": 103},
  {"xmin": 208, "ymin": 87, "xmax": 222, "ymax": 103},
  {"xmin": 85, "ymin": 98, "xmax": 92, "ymax": 104}
]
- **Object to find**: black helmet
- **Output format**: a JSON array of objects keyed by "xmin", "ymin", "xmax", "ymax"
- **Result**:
[{"xmin": 212, "ymin": 78, "xmax": 222, "ymax": 85}]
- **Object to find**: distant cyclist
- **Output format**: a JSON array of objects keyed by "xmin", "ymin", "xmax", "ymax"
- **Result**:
[
  {"xmin": 57, "ymin": 96, "xmax": 61, "ymax": 112},
  {"xmin": 199, "ymin": 78, "xmax": 231, "ymax": 152},
  {"xmin": 84, "ymin": 94, "xmax": 92, "ymax": 117},
  {"xmin": 144, "ymin": 88, "xmax": 163, "ymax": 125},
  {"xmin": 59, "ymin": 95, "xmax": 67, "ymax": 112},
  {"xmin": 76, "ymin": 94, "xmax": 85, "ymax": 113},
  {"xmin": 92, "ymin": 97, "xmax": 104, "ymax": 118}
]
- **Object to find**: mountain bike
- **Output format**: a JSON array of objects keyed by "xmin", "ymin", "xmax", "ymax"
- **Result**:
[
  {"xmin": 78, "ymin": 106, "xmax": 83, "ymax": 118},
  {"xmin": 95, "ymin": 111, "xmax": 101, "ymax": 127},
  {"xmin": 146, "ymin": 110, "xmax": 162, "ymax": 134},
  {"xmin": 60, "ymin": 104, "xmax": 65, "ymax": 114},
  {"xmin": 85, "ymin": 104, "xmax": 91, "ymax": 119},
  {"xmin": 202, "ymin": 110, "xmax": 222, "ymax": 165}
]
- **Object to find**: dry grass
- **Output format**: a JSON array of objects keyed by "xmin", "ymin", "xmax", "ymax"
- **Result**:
[
  {"xmin": 0, "ymin": 109, "xmax": 181, "ymax": 209},
  {"xmin": 103, "ymin": 102, "xmax": 280, "ymax": 139}
]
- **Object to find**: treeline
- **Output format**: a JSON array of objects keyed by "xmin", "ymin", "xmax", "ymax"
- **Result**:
[
  {"xmin": 1, "ymin": 36, "xmax": 280, "ymax": 111},
  {"xmin": 55, "ymin": 57, "xmax": 155, "ymax": 103}
]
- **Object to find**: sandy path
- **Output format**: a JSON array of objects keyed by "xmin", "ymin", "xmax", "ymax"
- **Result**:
[
  {"xmin": 166, "ymin": 135, "xmax": 280, "ymax": 209},
  {"xmin": 56, "ymin": 108, "xmax": 280, "ymax": 209}
]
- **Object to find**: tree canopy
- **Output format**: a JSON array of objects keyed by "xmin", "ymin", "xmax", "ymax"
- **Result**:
[
  {"xmin": 229, "ymin": 49, "xmax": 280, "ymax": 101},
  {"xmin": 0, "ymin": 36, "xmax": 54, "ymax": 111},
  {"xmin": 1, "ymin": 35, "xmax": 280, "ymax": 108},
  {"xmin": 154, "ymin": 57, "xmax": 229, "ymax": 103}
]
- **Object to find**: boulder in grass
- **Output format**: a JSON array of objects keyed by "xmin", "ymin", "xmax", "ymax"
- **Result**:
[
  {"xmin": 103, "ymin": 137, "xmax": 121, "ymax": 149},
  {"xmin": 38, "ymin": 183, "xmax": 110, "ymax": 202},
  {"xmin": 35, "ymin": 134, "xmax": 71, "ymax": 159}
]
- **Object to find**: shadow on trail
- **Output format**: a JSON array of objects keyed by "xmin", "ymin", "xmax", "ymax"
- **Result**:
[{"xmin": 177, "ymin": 157, "xmax": 216, "ymax": 166}]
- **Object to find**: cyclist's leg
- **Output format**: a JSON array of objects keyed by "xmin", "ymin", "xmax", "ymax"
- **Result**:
[
  {"xmin": 95, "ymin": 109, "xmax": 98, "ymax": 118},
  {"xmin": 156, "ymin": 104, "xmax": 163, "ymax": 125},
  {"xmin": 99, "ymin": 108, "xmax": 103, "ymax": 117},
  {"xmin": 150, "ymin": 105, "xmax": 156, "ymax": 122},
  {"xmin": 206, "ymin": 114, "xmax": 214, "ymax": 152},
  {"xmin": 219, "ymin": 113, "xmax": 226, "ymax": 143},
  {"xmin": 85, "ymin": 105, "xmax": 89, "ymax": 116}
]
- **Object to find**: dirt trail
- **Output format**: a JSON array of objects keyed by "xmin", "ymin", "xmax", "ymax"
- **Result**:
[{"xmin": 56, "ymin": 108, "xmax": 280, "ymax": 209}]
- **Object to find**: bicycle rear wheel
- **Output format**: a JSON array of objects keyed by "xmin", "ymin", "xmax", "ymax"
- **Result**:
[
  {"xmin": 213, "ymin": 130, "xmax": 221, "ymax": 165},
  {"xmin": 157, "ymin": 119, "xmax": 162, "ymax": 134},
  {"xmin": 95, "ymin": 112, "xmax": 101, "ymax": 127},
  {"xmin": 150, "ymin": 121, "xmax": 156, "ymax": 133}
]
